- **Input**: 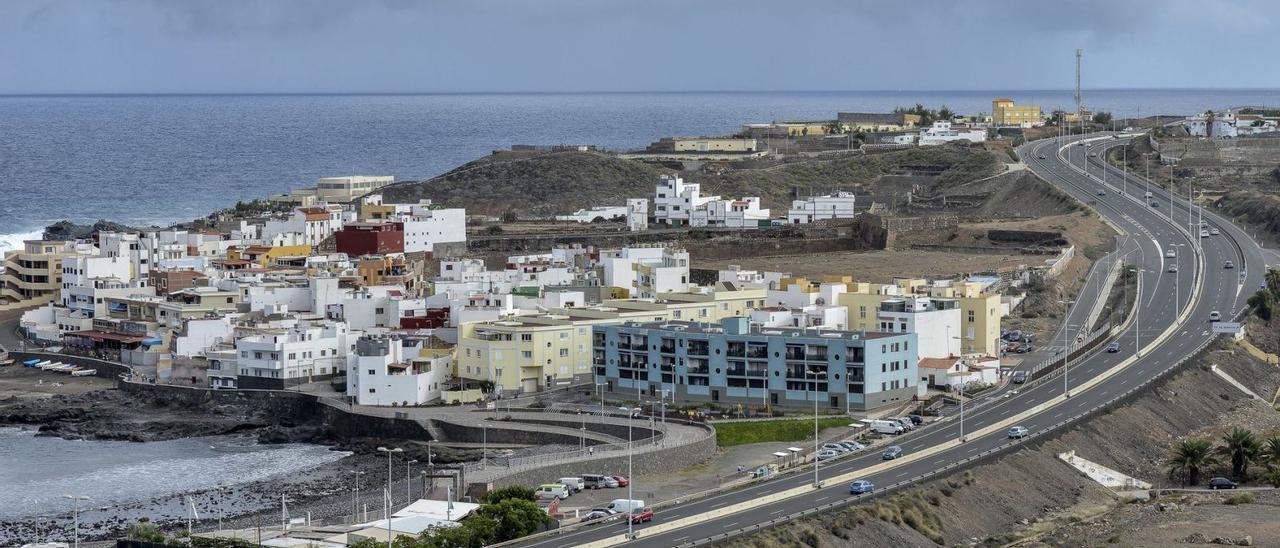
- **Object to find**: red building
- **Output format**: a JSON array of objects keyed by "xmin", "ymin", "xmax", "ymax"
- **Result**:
[{"xmin": 335, "ymin": 222, "xmax": 404, "ymax": 256}]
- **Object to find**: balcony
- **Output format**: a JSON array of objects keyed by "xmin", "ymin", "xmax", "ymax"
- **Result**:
[
  {"xmin": 745, "ymin": 345, "xmax": 769, "ymax": 359},
  {"xmin": 687, "ymin": 340, "xmax": 710, "ymax": 356}
]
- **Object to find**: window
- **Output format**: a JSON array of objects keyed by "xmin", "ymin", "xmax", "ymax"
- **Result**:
[
  {"xmin": 521, "ymin": 334, "xmax": 533, "ymax": 342},
  {"xmin": 368, "ymin": 388, "xmax": 376, "ymax": 393},
  {"xmin": 859, "ymin": 306, "xmax": 866, "ymax": 319},
  {"xmin": 559, "ymin": 348, "xmax": 569, "ymax": 357},
  {"xmin": 522, "ymin": 351, "xmax": 533, "ymax": 359},
  {"xmin": 559, "ymin": 332, "xmax": 568, "ymax": 340},
  {"xmin": 368, "ymin": 369, "xmax": 376, "ymax": 375},
  {"xmin": 254, "ymin": 352, "xmax": 263, "ymax": 359},
  {"xmin": 968, "ymin": 310, "xmax": 975, "ymax": 323},
  {"xmin": 288, "ymin": 353, "xmax": 296, "ymax": 360}
]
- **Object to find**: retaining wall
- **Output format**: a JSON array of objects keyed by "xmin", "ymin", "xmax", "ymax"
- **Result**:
[{"xmin": 10, "ymin": 351, "xmax": 131, "ymax": 380}]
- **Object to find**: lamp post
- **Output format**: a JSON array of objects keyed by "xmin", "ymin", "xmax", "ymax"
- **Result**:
[
  {"xmin": 1058, "ymin": 295, "xmax": 1078, "ymax": 398},
  {"xmin": 1171, "ymin": 243, "xmax": 1185, "ymax": 314},
  {"xmin": 376, "ymin": 447, "xmax": 402, "ymax": 508},
  {"xmin": 952, "ymin": 333, "xmax": 965, "ymax": 442},
  {"xmin": 351, "ymin": 469, "xmax": 364, "ymax": 522},
  {"xmin": 405, "ymin": 459, "xmax": 418, "ymax": 503},
  {"xmin": 64, "ymin": 494, "xmax": 90, "ymax": 548},
  {"xmin": 482, "ymin": 425, "xmax": 488, "ymax": 471}
]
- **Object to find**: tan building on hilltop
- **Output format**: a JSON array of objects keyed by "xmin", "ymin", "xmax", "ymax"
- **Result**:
[{"xmin": 992, "ymin": 98, "xmax": 1042, "ymax": 127}]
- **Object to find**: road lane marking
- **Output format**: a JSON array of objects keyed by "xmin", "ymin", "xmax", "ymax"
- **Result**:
[{"xmin": 722, "ymin": 522, "xmax": 738, "ymax": 529}]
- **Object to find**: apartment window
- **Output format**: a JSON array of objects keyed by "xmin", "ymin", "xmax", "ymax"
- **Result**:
[
  {"xmin": 376, "ymin": 307, "xmax": 385, "ymax": 315},
  {"xmin": 368, "ymin": 369, "xmax": 376, "ymax": 375},
  {"xmin": 495, "ymin": 368, "xmax": 503, "ymax": 378},
  {"xmin": 522, "ymin": 351, "xmax": 533, "ymax": 359},
  {"xmin": 559, "ymin": 348, "xmax": 569, "ymax": 357},
  {"xmin": 521, "ymin": 334, "xmax": 533, "ymax": 342},
  {"xmin": 559, "ymin": 332, "xmax": 568, "ymax": 340},
  {"xmin": 466, "ymin": 348, "xmax": 472, "ymax": 357},
  {"xmin": 254, "ymin": 352, "xmax": 263, "ymax": 359},
  {"xmin": 288, "ymin": 353, "xmax": 296, "ymax": 360},
  {"xmin": 368, "ymin": 388, "xmax": 376, "ymax": 394},
  {"xmin": 968, "ymin": 310, "xmax": 976, "ymax": 323},
  {"xmin": 859, "ymin": 306, "xmax": 866, "ymax": 319}
]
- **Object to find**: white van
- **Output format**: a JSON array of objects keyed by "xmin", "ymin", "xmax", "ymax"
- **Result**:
[
  {"xmin": 607, "ymin": 499, "xmax": 646, "ymax": 513},
  {"xmin": 536, "ymin": 484, "xmax": 570, "ymax": 500},
  {"xmin": 558, "ymin": 477, "xmax": 585, "ymax": 493},
  {"xmin": 868, "ymin": 419, "xmax": 904, "ymax": 435}
]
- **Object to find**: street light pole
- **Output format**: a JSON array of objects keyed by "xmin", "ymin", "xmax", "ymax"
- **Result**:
[
  {"xmin": 1059, "ymin": 297, "xmax": 1077, "ymax": 398},
  {"xmin": 350, "ymin": 470, "xmax": 364, "ymax": 522},
  {"xmin": 63, "ymin": 494, "xmax": 90, "ymax": 548},
  {"xmin": 406, "ymin": 459, "xmax": 417, "ymax": 503},
  {"xmin": 805, "ymin": 368, "xmax": 821, "ymax": 488},
  {"xmin": 376, "ymin": 447, "xmax": 402, "ymax": 510}
]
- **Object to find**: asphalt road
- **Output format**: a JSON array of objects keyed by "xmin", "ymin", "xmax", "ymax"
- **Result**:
[{"xmin": 512, "ymin": 133, "xmax": 1270, "ymax": 548}]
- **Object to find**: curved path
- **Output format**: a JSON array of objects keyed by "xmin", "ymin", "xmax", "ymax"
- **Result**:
[{"xmin": 510, "ymin": 133, "xmax": 1269, "ymax": 547}]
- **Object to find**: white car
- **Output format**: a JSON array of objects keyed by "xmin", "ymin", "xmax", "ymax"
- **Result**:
[
  {"xmin": 1008, "ymin": 426, "xmax": 1030, "ymax": 439},
  {"xmin": 1167, "ymin": 264, "xmax": 1178, "ymax": 273},
  {"xmin": 1165, "ymin": 249, "xmax": 1176, "ymax": 259},
  {"xmin": 1210, "ymin": 228, "xmax": 1220, "ymax": 235}
]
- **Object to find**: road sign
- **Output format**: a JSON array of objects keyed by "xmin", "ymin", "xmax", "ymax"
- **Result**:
[{"xmin": 1211, "ymin": 322, "xmax": 1242, "ymax": 334}]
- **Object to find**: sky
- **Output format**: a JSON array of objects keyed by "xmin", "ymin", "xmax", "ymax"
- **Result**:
[{"xmin": 2, "ymin": 0, "xmax": 1278, "ymax": 94}]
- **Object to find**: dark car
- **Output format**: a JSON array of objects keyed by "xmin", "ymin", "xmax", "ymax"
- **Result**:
[
  {"xmin": 1151, "ymin": 201, "xmax": 1160, "ymax": 208},
  {"xmin": 1012, "ymin": 371, "xmax": 1028, "ymax": 384},
  {"xmin": 882, "ymin": 445, "xmax": 903, "ymax": 460},
  {"xmin": 849, "ymin": 480, "xmax": 875, "ymax": 494},
  {"xmin": 1106, "ymin": 341, "xmax": 1120, "ymax": 353},
  {"xmin": 629, "ymin": 507, "xmax": 654, "ymax": 523},
  {"xmin": 1209, "ymin": 477, "xmax": 1238, "ymax": 490},
  {"xmin": 908, "ymin": 415, "xmax": 924, "ymax": 425}
]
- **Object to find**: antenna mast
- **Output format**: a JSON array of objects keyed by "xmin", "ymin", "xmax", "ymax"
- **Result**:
[{"xmin": 1074, "ymin": 48, "xmax": 1083, "ymax": 120}]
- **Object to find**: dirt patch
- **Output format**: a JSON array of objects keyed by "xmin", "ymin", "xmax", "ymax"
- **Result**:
[
  {"xmin": 0, "ymin": 363, "xmax": 110, "ymax": 401},
  {"xmin": 727, "ymin": 343, "xmax": 1280, "ymax": 547}
]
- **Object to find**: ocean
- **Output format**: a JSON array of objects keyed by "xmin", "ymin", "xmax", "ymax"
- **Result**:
[{"xmin": 2, "ymin": 89, "xmax": 1278, "ymax": 249}]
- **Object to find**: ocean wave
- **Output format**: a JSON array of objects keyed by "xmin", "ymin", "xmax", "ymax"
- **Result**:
[{"xmin": 0, "ymin": 229, "xmax": 46, "ymax": 253}]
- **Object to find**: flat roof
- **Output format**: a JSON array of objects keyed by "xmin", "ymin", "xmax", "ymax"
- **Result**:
[{"xmin": 615, "ymin": 320, "xmax": 901, "ymax": 340}]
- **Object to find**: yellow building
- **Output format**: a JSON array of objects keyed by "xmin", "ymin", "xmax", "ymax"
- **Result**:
[
  {"xmin": 836, "ymin": 112, "xmax": 923, "ymax": 132},
  {"xmin": 455, "ymin": 284, "xmax": 767, "ymax": 395},
  {"xmin": 228, "ymin": 245, "xmax": 313, "ymax": 266},
  {"xmin": 672, "ymin": 138, "xmax": 758, "ymax": 153},
  {"xmin": 840, "ymin": 278, "xmax": 1001, "ymax": 356},
  {"xmin": 992, "ymin": 98, "xmax": 1042, "ymax": 128},
  {"xmin": 359, "ymin": 201, "xmax": 398, "ymax": 221},
  {"xmin": 2, "ymin": 240, "xmax": 86, "ymax": 308}
]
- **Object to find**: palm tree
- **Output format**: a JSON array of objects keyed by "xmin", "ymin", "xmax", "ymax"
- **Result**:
[
  {"xmin": 1169, "ymin": 439, "xmax": 1218, "ymax": 486},
  {"xmin": 1218, "ymin": 427, "xmax": 1263, "ymax": 479},
  {"xmin": 1262, "ymin": 435, "xmax": 1280, "ymax": 469},
  {"xmin": 1264, "ymin": 468, "xmax": 1280, "ymax": 488}
]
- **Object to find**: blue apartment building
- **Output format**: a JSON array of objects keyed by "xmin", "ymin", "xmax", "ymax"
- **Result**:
[{"xmin": 593, "ymin": 317, "xmax": 918, "ymax": 411}]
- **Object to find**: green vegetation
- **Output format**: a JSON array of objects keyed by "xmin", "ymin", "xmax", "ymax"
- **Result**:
[
  {"xmin": 1092, "ymin": 111, "xmax": 1114, "ymax": 125},
  {"xmin": 126, "ymin": 521, "xmax": 167, "ymax": 543},
  {"xmin": 1219, "ymin": 427, "xmax": 1264, "ymax": 479},
  {"xmin": 894, "ymin": 103, "xmax": 954, "ymax": 126},
  {"xmin": 1224, "ymin": 492, "xmax": 1255, "ymax": 505},
  {"xmin": 346, "ymin": 487, "xmax": 549, "ymax": 548},
  {"xmin": 1240, "ymin": 107, "xmax": 1280, "ymax": 117},
  {"xmin": 713, "ymin": 417, "xmax": 853, "ymax": 447},
  {"xmin": 1247, "ymin": 270, "xmax": 1280, "ymax": 321},
  {"xmin": 1168, "ymin": 438, "xmax": 1218, "ymax": 485}
]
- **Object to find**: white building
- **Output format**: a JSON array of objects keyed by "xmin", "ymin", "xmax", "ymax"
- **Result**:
[
  {"xmin": 877, "ymin": 297, "xmax": 961, "ymax": 359},
  {"xmin": 918, "ymin": 121, "xmax": 987, "ymax": 146},
  {"xmin": 394, "ymin": 206, "xmax": 467, "ymax": 255},
  {"xmin": 234, "ymin": 319, "xmax": 355, "ymax": 389},
  {"xmin": 787, "ymin": 192, "xmax": 857, "ymax": 224},
  {"xmin": 651, "ymin": 174, "xmax": 770, "ymax": 228},
  {"xmin": 919, "ymin": 355, "xmax": 1001, "ymax": 390},
  {"xmin": 626, "ymin": 198, "xmax": 648, "ymax": 232},
  {"xmin": 599, "ymin": 245, "xmax": 690, "ymax": 298},
  {"xmin": 260, "ymin": 205, "xmax": 347, "ymax": 247},
  {"xmin": 347, "ymin": 335, "xmax": 451, "ymax": 406},
  {"xmin": 555, "ymin": 206, "xmax": 629, "ymax": 223}
]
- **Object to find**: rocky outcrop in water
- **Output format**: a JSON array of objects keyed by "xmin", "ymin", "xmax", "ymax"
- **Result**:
[{"xmin": 43, "ymin": 219, "xmax": 140, "ymax": 241}]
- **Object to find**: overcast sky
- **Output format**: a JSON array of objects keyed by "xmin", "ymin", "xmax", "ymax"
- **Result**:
[{"xmin": 2, "ymin": 0, "xmax": 1277, "ymax": 94}]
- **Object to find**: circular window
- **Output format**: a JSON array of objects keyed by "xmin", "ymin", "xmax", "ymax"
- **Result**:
[
  {"xmin": 834, "ymin": 355, "xmax": 840, "ymax": 361},
  {"xmin": 715, "ymin": 348, "xmax": 721, "ymax": 355},
  {"xmin": 774, "ymin": 351, "xmax": 780, "ymax": 358},
  {"xmin": 834, "ymin": 373, "xmax": 841, "ymax": 380},
  {"xmin": 773, "ymin": 371, "xmax": 780, "ymax": 376},
  {"xmin": 715, "ymin": 368, "xmax": 721, "ymax": 374},
  {"xmin": 609, "ymin": 359, "xmax": 615, "ymax": 365}
]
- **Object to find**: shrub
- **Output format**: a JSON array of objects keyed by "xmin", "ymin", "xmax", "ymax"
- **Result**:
[{"xmin": 1224, "ymin": 493, "xmax": 1255, "ymax": 505}]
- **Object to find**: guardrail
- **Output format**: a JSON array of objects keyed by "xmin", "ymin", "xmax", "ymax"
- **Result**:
[{"xmin": 461, "ymin": 433, "xmax": 667, "ymax": 473}]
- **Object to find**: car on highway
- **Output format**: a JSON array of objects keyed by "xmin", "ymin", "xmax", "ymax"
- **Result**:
[
  {"xmin": 1224, "ymin": 260, "xmax": 1235, "ymax": 269},
  {"xmin": 1210, "ymin": 228, "xmax": 1220, "ymax": 235},
  {"xmin": 848, "ymin": 480, "xmax": 875, "ymax": 494},
  {"xmin": 582, "ymin": 508, "xmax": 619, "ymax": 522},
  {"xmin": 1200, "ymin": 230, "xmax": 1210, "ymax": 238},
  {"xmin": 1209, "ymin": 311, "xmax": 1221, "ymax": 322},
  {"xmin": 1038, "ymin": 154, "xmax": 1046, "ymax": 159},
  {"xmin": 816, "ymin": 449, "xmax": 841, "ymax": 461},
  {"xmin": 1011, "ymin": 370, "xmax": 1029, "ymax": 384},
  {"xmin": 1096, "ymin": 189, "xmax": 1106, "ymax": 196},
  {"xmin": 1014, "ymin": 344, "xmax": 1035, "ymax": 354},
  {"xmin": 1165, "ymin": 249, "xmax": 1176, "ymax": 258},
  {"xmin": 1167, "ymin": 264, "xmax": 1178, "ymax": 273},
  {"xmin": 881, "ymin": 446, "xmax": 904, "ymax": 460},
  {"xmin": 1008, "ymin": 426, "xmax": 1029, "ymax": 439},
  {"xmin": 1089, "ymin": 152, "xmax": 1097, "ymax": 157},
  {"xmin": 629, "ymin": 507, "xmax": 655, "ymax": 523},
  {"xmin": 1208, "ymin": 477, "xmax": 1238, "ymax": 490},
  {"xmin": 1106, "ymin": 341, "xmax": 1120, "ymax": 353},
  {"xmin": 1145, "ymin": 191, "xmax": 1154, "ymax": 198},
  {"xmin": 1151, "ymin": 201, "xmax": 1160, "ymax": 208},
  {"xmin": 611, "ymin": 475, "xmax": 630, "ymax": 487}
]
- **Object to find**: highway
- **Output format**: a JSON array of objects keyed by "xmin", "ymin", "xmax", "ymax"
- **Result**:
[{"xmin": 513, "ymin": 132, "xmax": 1271, "ymax": 548}]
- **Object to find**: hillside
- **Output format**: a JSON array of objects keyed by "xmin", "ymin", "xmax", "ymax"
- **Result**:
[{"xmin": 379, "ymin": 146, "xmax": 1000, "ymax": 217}]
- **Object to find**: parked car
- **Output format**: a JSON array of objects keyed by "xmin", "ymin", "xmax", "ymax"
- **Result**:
[
  {"xmin": 908, "ymin": 415, "xmax": 925, "ymax": 425},
  {"xmin": 838, "ymin": 441, "xmax": 865, "ymax": 452},
  {"xmin": 882, "ymin": 446, "xmax": 904, "ymax": 460},
  {"xmin": 611, "ymin": 475, "xmax": 630, "ymax": 487},
  {"xmin": 582, "ymin": 474, "xmax": 611, "ymax": 489},
  {"xmin": 822, "ymin": 443, "xmax": 849, "ymax": 453},
  {"xmin": 1015, "ymin": 344, "xmax": 1035, "ymax": 354},
  {"xmin": 1012, "ymin": 370, "xmax": 1029, "ymax": 384},
  {"xmin": 816, "ymin": 449, "xmax": 841, "ymax": 461},
  {"xmin": 849, "ymin": 480, "xmax": 875, "ymax": 494},
  {"xmin": 536, "ymin": 484, "xmax": 570, "ymax": 500},
  {"xmin": 629, "ymin": 507, "xmax": 655, "ymax": 523},
  {"xmin": 1209, "ymin": 477, "xmax": 1238, "ymax": 490},
  {"xmin": 1008, "ymin": 426, "xmax": 1029, "ymax": 439},
  {"xmin": 1106, "ymin": 341, "xmax": 1120, "ymax": 353},
  {"xmin": 559, "ymin": 477, "xmax": 585, "ymax": 494}
]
